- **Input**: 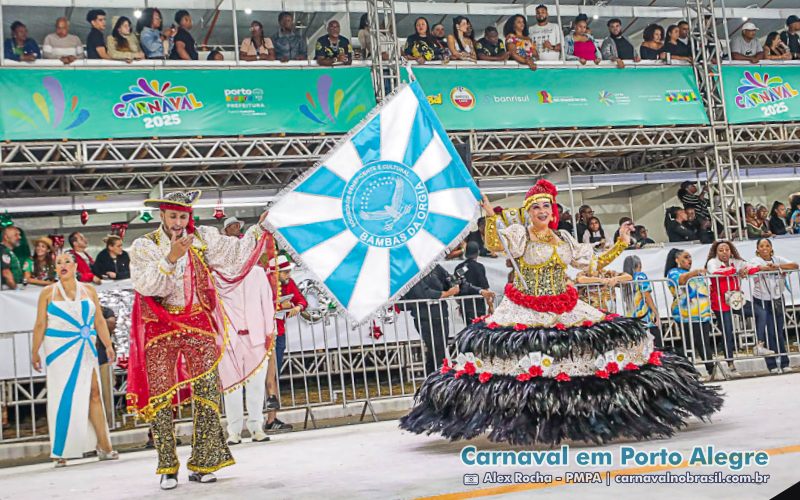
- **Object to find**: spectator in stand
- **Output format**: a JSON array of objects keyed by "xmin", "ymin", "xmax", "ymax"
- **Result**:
[
  {"xmin": 404, "ymin": 17, "xmax": 438, "ymax": 64},
  {"xmin": 565, "ymin": 14, "xmax": 601, "ymax": 65},
  {"xmin": 663, "ymin": 24, "xmax": 693, "ymax": 62},
  {"xmin": 454, "ymin": 242, "xmax": 495, "ymax": 322},
  {"xmin": 239, "ymin": 21, "xmax": 275, "ymax": 61},
  {"xmin": 430, "ymin": 23, "xmax": 451, "ymax": 61},
  {"xmin": 678, "ymin": 20, "xmax": 690, "ymax": 46},
  {"xmin": 207, "ymin": 48, "xmax": 225, "ymax": 61},
  {"xmin": 265, "ymin": 255, "xmax": 306, "ymax": 432},
  {"xmin": 581, "ymin": 216, "xmax": 606, "ymax": 248},
  {"xmin": 530, "ymin": 5, "xmax": 563, "ymax": 61},
  {"xmin": 780, "ymin": 15, "xmax": 800, "ymax": 60},
  {"xmin": 696, "ymin": 217, "xmax": 715, "ymax": 244},
  {"xmin": 274, "ymin": 11, "xmax": 307, "ymax": 62},
  {"xmin": 42, "ymin": 17, "xmax": 84, "ymax": 64},
  {"xmin": 756, "ymin": 204, "xmax": 770, "ymax": 232},
  {"xmin": 684, "ymin": 207, "xmax": 700, "ymax": 233},
  {"xmin": 92, "ymin": 235, "xmax": 130, "ymax": 280},
  {"xmin": 789, "ymin": 193, "xmax": 800, "ymax": 218},
  {"xmin": 744, "ymin": 203, "xmax": 772, "ymax": 239},
  {"xmin": 4, "ymin": 21, "xmax": 41, "ymax": 62},
  {"xmin": 476, "ymin": 26, "xmax": 509, "ymax": 62},
  {"xmin": 447, "ymin": 16, "xmax": 477, "ymax": 61},
  {"xmin": 601, "ymin": 18, "xmax": 640, "ymax": 68},
  {"xmin": 1, "ymin": 226, "xmax": 23, "ymax": 290},
  {"xmin": 665, "ymin": 207, "xmax": 696, "ymax": 242},
  {"xmin": 85, "ymin": 9, "xmax": 110, "ymax": 60},
  {"xmin": 556, "ymin": 204, "xmax": 574, "ymax": 234},
  {"xmin": 357, "ymin": 13, "xmax": 390, "ymax": 61},
  {"xmin": 789, "ymin": 209, "xmax": 800, "ymax": 235},
  {"xmin": 730, "ymin": 22, "xmax": 763, "ymax": 63},
  {"xmin": 107, "ymin": 16, "xmax": 144, "ymax": 62},
  {"xmin": 750, "ymin": 238, "xmax": 798, "ymax": 372},
  {"xmin": 665, "ymin": 248, "xmax": 716, "ymax": 379},
  {"xmin": 315, "ymin": 20, "xmax": 353, "ymax": 66},
  {"xmin": 678, "ymin": 180, "xmax": 711, "ymax": 221},
  {"xmin": 705, "ymin": 240, "xmax": 756, "ymax": 378},
  {"xmin": 622, "ymin": 255, "xmax": 662, "ymax": 347},
  {"xmin": 465, "ymin": 218, "xmax": 496, "ymax": 258},
  {"xmin": 633, "ymin": 225, "xmax": 655, "ymax": 248},
  {"xmin": 137, "ymin": 8, "xmax": 175, "ymax": 59},
  {"xmin": 613, "ymin": 217, "xmax": 637, "ymax": 248},
  {"xmin": 768, "ymin": 201, "xmax": 788, "ymax": 235},
  {"xmin": 23, "ymin": 236, "xmax": 56, "ymax": 286},
  {"xmin": 222, "ymin": 217, "xmax": 243, "ymax": 238},
  {"xmin": 640, "ymin": 23, "xmax": 665, "ymax": 61},
  {"xmin": 170, "ymin": 10, "xmax": 198, "ymax": 60},
  {"xmin": 67, "ymin": 232, "xmax": 100, "ymax": 284},
  {"xmin": 575, "ymin": 205, "xmax": 593, "ymax": 240},
  {"xmin": 504, "ymin": 14, "xmax": 537, "ymax": 70}
]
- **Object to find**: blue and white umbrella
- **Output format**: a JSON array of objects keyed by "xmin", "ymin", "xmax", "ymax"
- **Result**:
[{"xmin": 267, "ymin": 80, "xmax": 480, "ymax": 323}]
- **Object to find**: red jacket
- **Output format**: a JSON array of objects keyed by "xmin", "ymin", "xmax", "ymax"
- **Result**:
[
  {"xmin": 276, "ymin": 278, "xmax": 307, "ymax": 336},
  {"xmin": 68, "ymin": 249, "xmax": 95, "ymax": 283}
]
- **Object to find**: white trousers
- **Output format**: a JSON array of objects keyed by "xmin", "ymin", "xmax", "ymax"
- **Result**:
[{"xmin": 223, "ymin": 363, "xmax": 267, "ymax": 436}]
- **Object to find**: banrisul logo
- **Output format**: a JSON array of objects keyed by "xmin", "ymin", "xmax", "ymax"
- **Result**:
[
  {"xmin": 112, "ymin": 78, "xmax": 203, "ymax": 130},
  {"xmin": 299, "ymin": 74, "xmax": 367, "ymax": 124},
  {"xmin": 9, "ymin": 77, "xmax": 90, "ymax": 131},
  {"xmin": 735, "ymin": 71, "xmax": 798, "ymax": 109}
]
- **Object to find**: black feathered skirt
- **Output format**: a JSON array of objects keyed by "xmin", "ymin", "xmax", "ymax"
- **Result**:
[{"xmin": 399, "ymin": 297, "xmax": 724, "ymax": 446}]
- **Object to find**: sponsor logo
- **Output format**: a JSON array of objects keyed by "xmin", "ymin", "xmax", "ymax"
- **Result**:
[
  {"xmin": 224, "ymin": 88, "xmax": 266, "ymax": 115},
  {"xmin": 665, "ymin": 90, "xmax": 698, "ymax": 102},
  {"xmin": 537, "ymin": 90, "xmax": 587, "ymax": 105},
  {"xmin": 734, "ymin": 71, "xmax": 798, "ymax": 109},
  {"xmin": 299, "ymin": 74, "xmax": 367, "ymax": 124},
  {"xmin": 427, "ymin": 93, "xmax": 443, "ymax": 105},
  {"xmin": 112, "ymin": 78, "xmax": 203, "ymax": 119},
  {"xmin": 538, "ymin": 90, "xmax": 553, "ymax": 104},
  {"xmin": 598, "ymin": 90, "xmax": 631, "ymax": 106},
  {"xmin": 487, "ymin": 94, "xmax": 530, "ymax": 104},
  {"xmin": 9, "ymin": 76, "xmax": 90, "ymax": 131},
  {"xmin": 450, "ymin": 86, "xmax": 476, "ymax": 110},
  {"xmin": 224, "ymin": 87, "xmax": 264, "ymax": 103}
]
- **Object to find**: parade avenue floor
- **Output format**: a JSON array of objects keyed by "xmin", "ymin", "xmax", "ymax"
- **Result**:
[{"xmin": 0, "ymin": 374, "xmax": 798, "ymax": 500}]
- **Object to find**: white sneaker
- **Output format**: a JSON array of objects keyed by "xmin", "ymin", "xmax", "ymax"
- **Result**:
[
  {"xmin": 227, "ymin": 433, "xmax": 241, "ymax": 445},
  {"xmin": 251, "ymin": 430, "xmax": 271, "ymax": 442},
  {"xmin": 781, "ymin": 366, "xmax": 794, "ymax": 373},
  {"xmin": 754, "ymin": 343, "xmax": 775, "ymax": 356}
]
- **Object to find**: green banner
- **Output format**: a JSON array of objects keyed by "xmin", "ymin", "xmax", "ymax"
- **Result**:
[
  {"xmin": 0, "ymin": 67, "xmax": 376, "ymax": 140},
  {"xmin": 408, "ymin": 66, "xmax": 709, "ymax": 129},
  {"xmin": 721, "ymin": 65, "xmax": 800, "ymax": 124}
]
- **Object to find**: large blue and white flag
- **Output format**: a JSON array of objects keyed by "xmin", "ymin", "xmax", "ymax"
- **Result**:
[{"xmin": 266, "ymin": 80, "xmax": 481, "ymax": 323}]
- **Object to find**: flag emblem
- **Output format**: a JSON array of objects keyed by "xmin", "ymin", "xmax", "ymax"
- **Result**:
[{"xmin": 267, "ymin": 81, "xmax": 480, "ymax": 323}]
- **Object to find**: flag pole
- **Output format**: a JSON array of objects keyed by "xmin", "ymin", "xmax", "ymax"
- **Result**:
[{"xmin": 405, "ymin": 62, "xmax": 416, "ymax": 82}]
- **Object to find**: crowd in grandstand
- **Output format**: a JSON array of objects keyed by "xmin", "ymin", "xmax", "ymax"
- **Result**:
[{"xmin": 5, "ymin": 7, "xmax": 800, "ymax": 64}]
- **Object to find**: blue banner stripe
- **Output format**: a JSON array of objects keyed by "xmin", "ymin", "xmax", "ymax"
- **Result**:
[
  {"xmin": 280, "ymin": 219, "xmax": 348, "ymax": 255},
  {"xmin": 45, "ymin": 328, "xmax": 80, "ymax": 339},
  {"xmin": 45, "ymin": 337, "xmax": 81, "ymax": 366},
  {"xmin": 389, "ymin": 246, "xmax": 420, "ymax": 297},
  {"xmin": 424, "ymin": 161, "xmax": 477, "ymax": 194},
  {"xmin": 52, "ymin": 341, "xmax": 86, "ymax": 457},
  {"xmin": 401, "ymin": 106, "xmax": 434, "ymax": 169},
  {"xmin": 351, "ymin": 115, "xmax": 381, "ymax": 166},
  {"xmin": 324, "ymin": 242, "xmax": 369, "ymax": 308},
  {"xmin": 423, "ymin": 212, "xmax": 471, "ymax": 246},
  {"xmin": 294, "ymin": 166, "xmax": 348, "ymax": 199},
  {"xmin": 46, "ymin": 302, "xmax": 84, "ymax": 330}
]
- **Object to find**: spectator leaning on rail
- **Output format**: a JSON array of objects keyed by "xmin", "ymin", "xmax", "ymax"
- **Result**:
[
  {"xmin": 639, "ymin": 23, "xmax": 665, "ymax": 61},
  {"xmin": 137, "ymin": 7, "xmax": 175, "ymax": 59},
  {"xmin": 23, "ymin": 236, "xmax": 57, "ymax": 287},
  {"xmin": 622, "ymin": 255, "xmax": 662, "ymax": 347},
  {"xmin": 170, "ymin": 10, "xmax": 198, "ymax": 61},
  {"xmin": 240, "ymin": 20, "xmax": 275, "ymax": 61},
  {"xmin": 357, "ymin": 13, "xmax": 390, "ymax": 61},
  {"xmin": 744, "ymin": 203, "xmax": 773, "ymax": 239},
  {"xmin": 731, "ymin": 22, "xmax": 764, "ymax": 63},
  {"xmin": 107, "ymin": 16, "xmax": 144, "ymax": 62},
  {"xmin": 780, "ymin": 15, "xmax": 800, "ymax": 60},
  {"xmin": 447, "ymin": 16, "xmax": 477, "ymax": 62},
  {"xmin": 85, "ymin": 9, "xmax": 110, "ymax": 60},
  {"xmin": 93, "ymin": 235, "xmax": 130, "ymax": 281},
  {"xmin": 575, "ymin": 204, "xmax": 593, "ymax": 240},
  {"xmin": 430, "ymin": 23, "xmax": 452, "ymax": 61},
  {"xmin": 504, "ymin": 14, "xmax": 537, "ymax": 71},
  {"xmin": 42, "ymin": 17, "xmax": 84, "ymax": 64},
  {"xmin": 1, "ymin": 226, "xmax": 24, "ymax": 290},
  {"xmin": 763, "ymin": 31, "xmax": 793, "ymax": 60},
  {"xmin": 663, "ymin": 24, "xmax": 693, "ymax": 62},
  {"xmin": 4, "ymin": 21, "xmax": 41, "ymax": 62},
  {"xmin": 565, "ymin": 14, "xmax": 601, "ymax": 65},
  {"xmin": 404, "ymin": 17, "xmax": 439, "ymax": 64},
  {"xmin": 529, "ymin": 5, "xmax": 563, "ymax": 61},
  {"xmin": 601, "ymin": 18, "xmax": 640, "ymax": 68},
  {"xmin": 475, "ymin": 26, "xmax": 509, "ymax": 62},
  {"xmin": 66, "ymin": 231, "xmax": 100, "ymax": 284},
  {"xmin": 315, "ymin": 20, "xmax": 354, "ymax": 67},
  {"xmin": 678, "ymin": 20, "xmax": 690, "ymax": 45},
  {"xmin": 633, "ymin": 225, "xmax": 655, "ymax": 248},
  {"xmin": 274, "ymin": 11, "xmax": 307, "ymax": 62}
]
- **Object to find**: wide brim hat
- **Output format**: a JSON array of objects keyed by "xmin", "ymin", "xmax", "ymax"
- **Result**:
[
  {"xmin": 144, "ymin": 190, "xmax": 202, "ymax": 209},
  {"xmin": 268, "ymin": 254, "xmax": 296, "ymax": 272},
  {"xmin": 223, "ymin": 216, "xmax": 243, "ymax": 230},
  {"xmin": 33, "ymin": 236, "xmax": 54, "ymax": 252}
]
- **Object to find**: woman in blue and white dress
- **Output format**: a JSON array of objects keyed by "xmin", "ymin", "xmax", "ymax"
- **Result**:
[{"xmin": 31, "ymin": 252, "xmax": 118, "ymax": 466}]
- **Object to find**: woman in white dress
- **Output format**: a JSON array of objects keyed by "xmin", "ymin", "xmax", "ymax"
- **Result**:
[{"xmin": 31, "ymin": 252, "xmax": 119, "ymax": 466}]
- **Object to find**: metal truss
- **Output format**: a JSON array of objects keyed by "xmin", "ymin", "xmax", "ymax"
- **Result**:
[{"xmin": 367, "ymin": 0, "xmax": 402, "ymax": 100}]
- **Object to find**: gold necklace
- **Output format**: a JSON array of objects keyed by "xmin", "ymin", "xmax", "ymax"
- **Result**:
[{"xmin": 529, "ymin": 227, "xmax": 553, "ymax": 243}]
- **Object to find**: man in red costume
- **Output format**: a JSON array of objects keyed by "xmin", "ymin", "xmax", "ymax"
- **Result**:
[
  {"xmin": 67, "ymin": 231, "xmax": 100, "ymax": 284},
  {"xmin": 128, "ymin": 191, "xmax": 270, "ymax": 490}
]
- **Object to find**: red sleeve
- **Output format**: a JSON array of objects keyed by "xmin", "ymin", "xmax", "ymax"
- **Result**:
[
  {"xmin": 710, "ymin": 267, "xmax": 737, "ymax": 277},
  {"xmin": 747, "ymin": 266, "xmax": 760, "ymax": 275},
  {"xmin": 287, "ymin": 279, "xmax": 308, "ymax": 310},
  {"xmin": 71, "ymin": 251, "xmax": 95, "ymax": 282}
]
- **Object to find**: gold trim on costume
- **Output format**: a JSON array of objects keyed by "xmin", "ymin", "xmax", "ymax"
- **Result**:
[
  {"xmin": 596, "ymin": 238, "xmax": 628, "ymax": 271},
  {"xmin": 187, "ymin": 459, "xmax": 236, "ymax": 474}
]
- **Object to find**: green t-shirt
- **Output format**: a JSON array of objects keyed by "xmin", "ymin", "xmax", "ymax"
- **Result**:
[{"xmin": 1, "ymin": 245, "xmax": 23, "ymax": 286}]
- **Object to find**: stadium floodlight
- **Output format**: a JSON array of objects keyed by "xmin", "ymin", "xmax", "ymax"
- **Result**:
[
  {"xmin": 245, "ymin": 8, "xmax": 253, "ymax": 15},
  {"xmin": 134, "ymin": 9, "xmax": 142, "ymax": 19},
  {"xmin": 593, "ymin": 15, "xmax": 599, "ymax": 20}
]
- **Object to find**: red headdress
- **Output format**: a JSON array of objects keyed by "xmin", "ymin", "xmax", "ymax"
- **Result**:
[{"xmin": 523, "ymin": 180, "xmax": 559, "ymax": 230}]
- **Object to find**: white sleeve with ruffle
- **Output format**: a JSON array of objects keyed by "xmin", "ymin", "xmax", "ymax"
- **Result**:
[
  {"xmin": 497, "ymin": 223, "xmax": 527, "ymax": 259},
  {"xmin": 130, "ymin": 236, "xmax": 176, "ymax": 298},
  {"xmin": 559, "ymin": 230, "xmax": 595, "ymax": 270},
  {"xmin": 199, "ymin": 224, "xmax": 265, "ymax": 277}
]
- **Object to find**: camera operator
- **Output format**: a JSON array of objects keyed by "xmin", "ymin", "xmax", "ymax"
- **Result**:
[{"xmin": 454, "ymin": 242, "xmax": 495, "ymax": 321}]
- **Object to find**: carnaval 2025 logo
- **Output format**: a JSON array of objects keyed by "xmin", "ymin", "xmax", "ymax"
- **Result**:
[
  {"xmin": 112, "ymin": 78, "xmax": 203, "ymax": 130},
  {"xmin": 734, "ymin": 71, "xmax": 798, "ymax": 117}
]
